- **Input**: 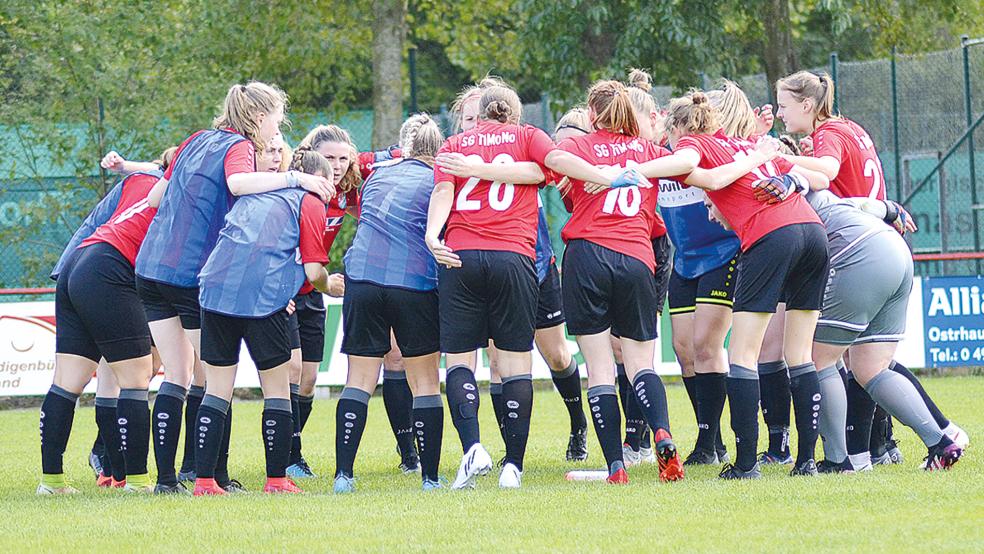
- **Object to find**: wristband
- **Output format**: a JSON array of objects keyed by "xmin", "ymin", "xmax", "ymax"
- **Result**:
[
  {"xmin": 286, "ymin": 170, "xmax": 300, "ymax": 189},
  {"xmin": 883, "ymin": 200, "xmax": 899, "ymax": 224}
]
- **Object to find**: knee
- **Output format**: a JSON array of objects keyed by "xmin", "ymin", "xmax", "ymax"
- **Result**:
[{"xmin": 543, "ymin": 346, "xmax": 572, "ymax": 372}]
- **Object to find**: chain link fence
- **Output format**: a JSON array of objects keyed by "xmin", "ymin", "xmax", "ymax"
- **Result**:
[{"xmin": 2, "ymin": 42, "xmax": 983, "ymax": 291}]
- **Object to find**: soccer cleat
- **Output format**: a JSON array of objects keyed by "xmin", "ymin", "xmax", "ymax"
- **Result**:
[
  {"xmin": 422, "ymin": 478, "xmax": 444, "ymax": 492},
  {"xmin": 110, "ymin": 478, "xmax": 126, "ymax": 488},
  {"xmin": 398, "ymin": 460, "xmax": 421, "ymax": 475},
  {"xmin": 622, "ymin": 444, "xmax": 643, "ymax": 467},
  {"xmin": 286, "ymin": 461, "xmax": 317, "ymax": 479},
  {"xmin": 566, "ymin": 428, "xmax": 589, "ymax": 462},
  {"xmin": 96, "ymin": 473, "xmax": 113, "ymax": 487},
  {"xmin": 943, "ymin": 422, "xmax": 970, "ymax": 450},
  {"xmin": 218, "ymin": 479, "xmax": 247, "ymax": 494},
  {"xmin": 606, "ymin": 465, "xmax": 629, "ymax": 485},
  {"xmin": 653, "ymin": 429, "xmax": 684, "ymax": 482},
  {"xmin": 124, "ymin": 482, "xmax": 154, "ymax": 494},
  {"xmin": 886, "ymin": 440, "xmax": 904, "ymax": 464},
  {"xmin": 36, "ymin": 482, "xmax": 79, "ymax": 495},
  {"xmin": 639, "ymin": 447, "xmax": 657, "ymax": 465},
  {"xmin": 848, "ymin": 452, "xmax": 874, "ymax": 472},
  {"xmin": 683, "ymin": 449, "xmax": 719, "ymax": 466},
  {"xmin": 716, "ymin": 445, "xmax": 730, "ymax": 464},
  {"xmin": 400, "ymin": 447, "xmax": 421, "ymax": 474},
  {"xmin": 789, "ymin": 459, "xmax": 819, "ymax": 476},
  {"xmin": 817, "ymin": 459, "xmax": 855, "ymax": 474},
  {"xmin": 177, "ymin": 470, "xmax": 197, "ymax": 483},
  {"xmin": 154, "ymin": 482, "xmax": 191, "ymax": 495},
  {"xmin": 758, "ymin": 450, "xmax": 794, "ymax": 465},
  {"xmin": 923, "ymin": 442, "xmax": 962, "ymax": 471},
  {"xmin": 718, "ymin": 463, "xmax": 761, "ymax": 480},
  {"xmin": 451, "ymin": 443, "xmax": 493, "ymax": 490},
  {"xmin": 333, "ymin": 474, "xmax": 356, "ymax": 494},
  {"xmin": 264, "ymin": 477, "xmax": 303, "ymax": 494},
  {"xmin": 498, "ymin": 463, "xmax": 522, "ymax": 489},
  {"xmin": 88, "ymin": 451, "xmax": 103, "ymax": 478},
  {"xmin": 193, "ymin": 478, "xmax": 227, "ymax": 496}
]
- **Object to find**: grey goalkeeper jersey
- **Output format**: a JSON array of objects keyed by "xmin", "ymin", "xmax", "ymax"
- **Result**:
[{"xmin": 805, "ymin": 189, "xmax": 897, "ymax": 265}]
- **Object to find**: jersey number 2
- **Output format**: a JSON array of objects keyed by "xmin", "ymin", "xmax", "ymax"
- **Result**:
[{"xmin": 455, "ymin": 153, "xmax": 517, "ymax": 212}]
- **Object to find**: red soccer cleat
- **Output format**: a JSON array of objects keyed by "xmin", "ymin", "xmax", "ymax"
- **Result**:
[
  {"xmin": 96, "ymin": 473, "xmax": 113, "ymax": 488},
  {"xmin": 111, "ymin": 478, "xmax": 126, "ymax": 488},
  {"xmin": 653, "ymin": 429, "xmax": 685, "ymax": 482},
  {"xmin": 263, "ymin": 477, "xmax": 303, "ymax": 494},
  {"xmin": 193, "ymin": 478, "xmax": 228, "ymax": 496},
  {"xmin": 606, "ymin": 467, "xmax": 629, "ymax": 485}
]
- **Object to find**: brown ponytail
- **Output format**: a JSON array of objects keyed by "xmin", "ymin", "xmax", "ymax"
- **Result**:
[
  {"xmin": 587, "ymin": 80, "xmax": 640, "ymax": 136},
  {"xmin": 777, "ymin": 70, "xmax": 838, "ymax": 124},
  {"xmin": 665, "ymin": 90, "xmax": 720, "ymax": 136}
]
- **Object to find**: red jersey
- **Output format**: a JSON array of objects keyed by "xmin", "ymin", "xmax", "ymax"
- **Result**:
[
  {"xmin": 434, "ymin": 121, "xmax": 555, "ymax": 259},
  {"xmin": 677, "ymin": 130, "xmax": 820, "ymax": 251},
  {"xmin": 558, "ymin": 130, "xmax": 665, "ymax": 272},
  {"xmin": 298, "ymin": 194, "xmax": 330, "ymax": 266},
  {"xmin": 164, "ymin": 129, "xmax": 255, "ymax": 181},
  {"xmin": 811, "ymin": 118, "xmax": 886, "ymax": 200},
  {"xmin": 297, "ymin": 191, "xmax": 354, "ymax": 295},
  {"xmin": 358, "ymin": 147, "xmax": 402, "ymax": 181},
  {"xmin": 80, "ymin": 173, "xmax": 160, "ymax": 266}
]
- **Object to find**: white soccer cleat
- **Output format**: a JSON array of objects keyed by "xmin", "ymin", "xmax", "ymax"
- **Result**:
[
  {"xmin": 498, "ymin": 463, "xmax": 522, "ymax": 489},
  {"xmin": 451, "ymin": 443, "xmax": 493, "ymax": 490},
  {"xmin": 639, "ymin": 446, "xmax": 657, "ymax": 465},
  {"xmin": 36, "ymin": 482, "xmax": 79, "ymax": 496},
  {"xmin": 944, "ymin": 423, "xmax": 970, "ymax": 450},
  {"xmin": 848, "ymin": 452, "xmax": 873, "ymax": 472},
  {"xmin": 622, "ymin": 444, "xmax": 642, "ymax": 467}
]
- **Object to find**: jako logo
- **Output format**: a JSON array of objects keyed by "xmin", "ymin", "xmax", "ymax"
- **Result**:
[{"xmin": 927, "ymin": 286, "xmax": 983, "ymax": 316}]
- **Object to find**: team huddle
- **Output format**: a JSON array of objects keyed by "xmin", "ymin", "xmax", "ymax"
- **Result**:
[{"xmin": 37, "ymin": 69, "xmax": 969, "ymax": 496}]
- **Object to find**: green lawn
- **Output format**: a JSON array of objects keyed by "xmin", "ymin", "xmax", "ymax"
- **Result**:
[{"xmin": 2, "ymin": 377, "xmax": 982, "ymax": 552}]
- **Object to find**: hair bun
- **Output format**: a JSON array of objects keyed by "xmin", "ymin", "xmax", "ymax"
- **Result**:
[
  {"xmin": 692, "ymin": 92, "xmax": 708, "ymax": 105},
  {"xmin": 628, "ymin": 68, "xmax": 652, "ymax": 92}
]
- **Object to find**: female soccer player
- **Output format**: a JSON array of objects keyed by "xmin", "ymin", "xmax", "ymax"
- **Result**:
[
  {"xmin": 38, "ymin": 147, "xmax": 175, "ymax": 495},
  {"xmin": 448, "ymin": 79, "xmax": 588, "ymax": 465},
  {"xmin": 662, "ymin": 90, "xmax": 831, "ymax": 479},
  {"xmin": 331, "ymin": 114, "xmax": 446, "ymax": 493},
  {"xmin": 135, "ymin": 83, "xmax": 332, "ymax": 494},
  {"xmin": 192, "ymin": 148, "xmax": 334, "ymax": 496}
]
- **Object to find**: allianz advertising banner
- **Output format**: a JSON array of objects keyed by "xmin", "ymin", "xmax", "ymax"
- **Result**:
[{"xmin": 922, "ymin": 276, "xmax": 984, "ymax": 367}]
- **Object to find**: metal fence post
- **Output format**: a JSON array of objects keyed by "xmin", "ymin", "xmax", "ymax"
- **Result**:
[
  {"xmin": 830, "ymin": 52, "xmax": 839, "ymax": 114},
  {"xmin": 408, "ymin": 46, "xmax": 418, "ymax": 114},
  {"xmin": 891, "ymin": 46, "xmax": 902, "ymax": 200},
  {"xmin": 961, "ymin": 36, "xmax": 980, "ymax": 268}
]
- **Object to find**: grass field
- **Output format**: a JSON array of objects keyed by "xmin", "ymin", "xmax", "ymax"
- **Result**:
[{"xmin": 2, "ymin": 376, "xmax": 982, "ymax": 552}]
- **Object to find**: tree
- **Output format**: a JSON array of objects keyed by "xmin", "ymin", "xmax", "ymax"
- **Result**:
[{"xmin": 371, "ymin": 0, "xmax": 408, "ymax": 148}]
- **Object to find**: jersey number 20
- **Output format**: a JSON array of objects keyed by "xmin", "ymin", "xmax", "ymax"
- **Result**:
[{"xmin": 456, "ymin": 153, "xmax": 517, "ymax": 212}]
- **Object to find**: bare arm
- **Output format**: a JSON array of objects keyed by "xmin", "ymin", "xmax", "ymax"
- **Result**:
[
  {"xmin": 684, "ymin": 150, "xmax": 778, "ymax": 191},
  {"xmin": 544, "ymin": 150, "xmax": 615, "ymax": 186},
  {"xmin": 425, "ymin": 181, "xmax": 461, "ymax": 268},
  {"xmin": 781, "ymin": 154, "xmax": 840, "ymax": 180},
  {"xmin": 435, "ymin": 153, "xmax": 544, "ymax": 184},
  {"xmin": 227, "ymin": 171, "xmax": 334, "ymax": 202},
  {"xmin": 147, "ymin": 177, "xmax": 168, "ymax": 208},
  {"xmin": 634, "ymin": 148, "xmax": 700, "ymax": 180},
  {"xmin": 790, "ymin": 164, "xmax": 830, "ymax": 191},
  {"xmin": 305, "ymin": 262, "xmax": 330, "ymax": 293}
]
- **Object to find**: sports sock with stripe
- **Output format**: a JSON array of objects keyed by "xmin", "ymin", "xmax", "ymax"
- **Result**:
[
  {"xmin": 179, "ymin": 384, "xmax": 204, "ymax": 474},
  {"xmin": 413, "ymin": 394, "xmax": 444, "ymax": 482},
  {"xmin": 727, "ymin": 364, "xmax": 760, "ymax": 471},
  {"xmin": 501, "ymin": 374, "xmax": 533, "ymax": 471},
  {"xmin": 817, "ymin": 364, "xmax": 848, "ymax": 463},
  {"xmin": 383, "ymin": 370, "xmax": 417, "ymax": 465},
  {"xmin": 587, "ymin": 384, "xmax": 624, "ymax": 475},
  {"xmin": 631, "ymin": 369, "xmax": 671, "ymax": 435},
  {"xmin": 152, "ymin": 382, "xmax": 186, "ymax": 486},
  {"xmin": 95, "ymin": 396, "xmax": 126, "ymax": 481},
  {"xmin": 40, "ymin": 385, "xmax": 78, "ymax": 478},
  {"xmin": 550, "ymin": 359, "xmax": 586, "ymax": 434},
  {"xmin": 758, "ymin": 360, "xmax": 791, "ymax": 457},
  {"xmin": 889, "ymin": 361, "xmax": 950, "ymax": 429},
  {"xmin": 864, "ymin": 370, "xmax": 945, "ymax": 448},
  {"xmin": 262, "ymin": 398, "xmax": 293, "ymax": 478},
  {"xmin": 118, "ymin": 388, "xmax": 151, "ymax": 481},
  {"xmin": 194, "ymin": 395, "xmax": 229, "ymax": 480},
  {"xmin": 334, "ymin": 387, "xmax": 370, "ymax": 478},
  {"xmin": 788, "ymin": 363, "xmax": 821, "ymax": 465},
  {"xmin": 445, "ymin": 365, "xmax": 481, "ymax": 453}
]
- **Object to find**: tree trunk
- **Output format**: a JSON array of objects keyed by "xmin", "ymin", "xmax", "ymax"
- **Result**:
[
  {"xmin": 371, "ymin": 0, "xmax": 407, "ymax": 149},
  {"xmin": 761, "ymin": 0, "xmax": 796, "ymax": 103}
]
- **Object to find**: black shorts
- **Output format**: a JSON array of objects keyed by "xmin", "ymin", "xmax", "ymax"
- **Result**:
[
  {"xmin": 733, "ymin": 223, "xmax": 829, "ymax": 313},
  {"xmin": 438, "ymin": 250, "xmax": 538, "ymax": 353},
  {"xmin": 561, "ymin": 239, "xmax": 659, "ymax": 341},
  {"xmin": 652, "ymin": 234, "xmax": 672, "ymax": 315},
  {"xmin": 342, "ymin": 279, "xmax": 440, "ymax": 358},
  {"xmin": 200, "ymin": 309, "xmax": 292, "ymax": 370},
  {"xmin": 55, "ymin": 242, "xmax": 152, "ymax": 363},
  {"xmin": 535, "ymin": 263, "xmax": 565, "ymax": 329},
  {"xmin": 136, "ymin": 275, "xmax": 201, "ymax": 330},
  {"xmin": 667, "ymin": 254, "xmax": 739, "ymax": 316},
  {"xmin": 288, "ymin": 290, "xmax": 326, "ymax": 362}
]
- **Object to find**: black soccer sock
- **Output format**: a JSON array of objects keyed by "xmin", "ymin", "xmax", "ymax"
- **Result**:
[
  {"xmin": 727, "ymin": 364, "xmax": 760, "ymax": 471},
  {"xmin": 298, "ymin": 394, "xmax": 315, "ymax": 432},
  {"xmin": 587, "ymin": 385, "xmax": 624, "ymax": 475},
  {"xmin": 194, "ymin": 395, "xmax": 228, "ymax": 480},
  {"xmin": 118, "ymin": 388, "xmax": 150, "ymax": 478},
  {"xmin": 91, "ymin": 432, "xmax": 109, "ymax": 476},
  {"xmin": 40, "ymin": 385, "xmax": 78, "ymax": 476},
  {"xmin": 694, "ymin": 372, "xmax": 727, "ymax": 454},
  {"xmin": 617, "ymin": 364, "xmax": 645, "ymax": 450},
  {"xmin": 445, "ymin": 365, "xmax": 481, "ymax": 452},
  {"xmin": 489, "ymin": 382, "xmax": 506, "ymax": 444},
  {"xmin": 413, "ymin": 394, "xmax": 444, "ymax": 482},
  {"xmin": 550, "ymin": 359, "xmax": 586, "ymax": 433},
  {"xmin": 262, "ymin": 398, "xmax": 293, "ymax": 479},
  {"xmin": 846, "ymin": 373, "xmax": 876, "ymax": 455},
  {"xmin": 870, "ymin": 404, "xmax": 892, "ymax": 455},
  {"xmin": 631, "ymin": 369, "xmax": 671, "ymax": 436},
  {"xmin": 383, "ymin": 370, "xmax": 417, "ymax": 463},
  {"xmin": 889, "ymin": 361, "xmax": 950, "ymax": 429},
  {"xmin": 501, "ymin": 374, "xmax": 534, "ymax": 471},
  {"xmin": 683, "ymin": 375, "xmax": 698, "ymax": 425},
  {"xmin": 214, "ymin": 403, "xmax": 234, "ymax": 485},
  {"xmin": 289, "ymin": 383, "xmax": 303, "ymax": 466},
  {"xmin": 152, "ymin": 382, "xmax": 186, "ymax": 486},
  {"xmin": 334, "ymin": 387, "xmax": 370, "ymax": 478},
  {"xmin": 179, "ymin": 384, "xmax": 204, "ymax": 473},
  {"xmin": 788, "ymin": 363, "xmax": 821, "ymax": 465},
  {"xmin": 758, "ymin": 360, "xmax": 791, "ymax": 456},
  {"xmin": 95, "ymin": 396, "xmax": 126, "ymax": 481}
]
